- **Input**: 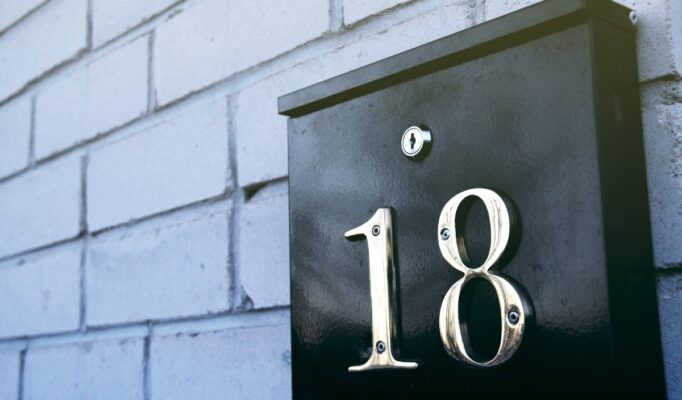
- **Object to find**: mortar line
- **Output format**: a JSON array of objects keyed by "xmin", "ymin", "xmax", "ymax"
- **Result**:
[
  {"xmin": 0, "ymin": 235, "xmax": 85, "ymax": 265},
  {"xmin": 243, "ymin": 176, "xmax": 288, "ymax": 201},
  {"xmin": 0, "ymin": 307, "xmax": 290, "ymax": 349},
  {"xmin": 143, "ymin": 323, "xmax": 152, "ymax": 400},
  {"xmin": 78, "ymin": 152, "xmax": 90, "ymax": 331},
  {"xmin": 147, "ymin": 31, "xmax": 157, "ymax": 113},
  {"xmin": 0, "ymin": 193, "xmax": 238, "ymax": 264},
  {"xmin": 92, "ymin": 0, "xmax": 189, "ymax": 51},
  {"xmin": 17, "ymin": 347, "xmax": 26, "ymax": 400},
  {"xmin": 329, "ymin": 0, "xmax": 344, "ymax": 32},
  {"xmin": 78, "ymin": 236, "xmax": 90, "ymax": 332},
  {"xmin": 80, "ymin": 154, "xmax": 89, "ymax": 234},
  {"xmin": 226, "ymin": 94, "xmax": 245, "ymax": 311},
  {"xmin": 86, "ymin": 0, "xmax": 93, "ymax": 50},
  {"xmin": 656, "ymin": 265, "xmax": 682, "ymax": 275},
  {"xmin": 27, "ymin": 96, "xmax": 36, "ymax": 167},
  {"xmin": 472, "ymin": 0, "xmax": 486, "ymax": 25},
  {"xmin": 0, "ymin": 1, "xmax": 49, "ymax": 39}
]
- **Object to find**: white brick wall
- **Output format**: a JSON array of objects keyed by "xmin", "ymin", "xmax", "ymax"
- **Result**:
[
  {"xmin": 86, "ymin": 212, "xmax": 230, "ymax": 326},
  {"xmin": 0, "ymin": 245, "xmax": 81, "ymax": 339},
  {"xmin": 0, "ymin": 0, "xmax": 680, "ymax": 398},
  {"xmin": 35, "ymin": 36, "xmax": 149, "ymax": 160},
  {"xmin": 343, "ymin": 0, "xmax": 413, "ymax": 24},
  {"xmin": 92, "ymin": 0, "xmax": 179, "ymax": 48},
  {"xmin": 154, "ymin": 0, "xmax": 330, "ymax": 105},
  {"xmin": 87, "ymin": 99, "xmax": 229, "ymax": 231},
  {"xmin": 0, "ymin": 96, "xmax": 31, "ymax": 179},
  {"xmin": 613, "ymin": 0, "xmax": 682, "ymax": 81},
  {"xmin": 0, "ymin": 156, "xmax": 82, "ymax": 258},
  {"xmin": 0, "ymin": 0, "xmax": 47, "ymax": 32},
  {"xmin": 150, "ymin": 322, "xmax": 291, "ymax": 400},
  {"xmin": 24, "ymin": 338, "xmax": 145, "ymax": 400},
  {"xmin": 0, "ymin": 0, "xmax": 87, "ymax": 101},
  {"xmin": 483, "ymin": 0, "xmax": 542, "ymax": 21},
  {"xmin": 0, "ymin": 350, "xmax": 20, "ymax": 400},
  {"xmin": 239, "ymin": 183, "xmax": 289, "ymax": 309},
  {"xmin": 658, "ymin": 275, "xmax": 682, "ymax": 400},
  {"xmin": 642, "ymin": 99, "xmax": 682, "ymax": 267}
]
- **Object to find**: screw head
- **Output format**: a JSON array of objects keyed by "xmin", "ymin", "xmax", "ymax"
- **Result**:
[
  {"xmin": 372, "ymin": 225, "xmax": 381, "ymax": 236},
  {"xmin": 629, "ymin": 11, "xmax": 638, "ymax": 26},
  {"xmin": 376, "ymin": 341, "xmax": 386, "ymax": 354},
  {"xmin": 440, "ymin": 228, "xmax": 451, "ymax": 241},
  {"xmin": 507, "ymin": 309, "xmax": 520, "ymax": 325},
  {"xmin": 401, "ymin": 126, "xmax": 432, "ymax": 159}
]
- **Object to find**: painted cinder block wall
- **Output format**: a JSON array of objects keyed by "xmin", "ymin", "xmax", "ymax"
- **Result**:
[{"xmin": 0, "ymin": 0, "xmax": 680, "ymax": 398}]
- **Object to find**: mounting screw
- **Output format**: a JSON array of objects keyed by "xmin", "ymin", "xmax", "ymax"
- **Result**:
[
  {"xmin": 440, "ymin": 228, "xmax": 451, "ymax": 241},
  {"xmin": 629, "ymin": 11, "xmax": 638, "ymax": 26},
  {"xmin": 508, "ymin": 309, "xmax": 520, "ymax": 325},
  {"xmin": 401, "ymin": 126, "xmax": 432, "ymax": 160},
  {"xmin": 376, "ymin": 341, "xmax": 386, "ymax": 354},
  {"xmin": 372, "ymin": 225, "xmax": 381, "ymax": 236}
]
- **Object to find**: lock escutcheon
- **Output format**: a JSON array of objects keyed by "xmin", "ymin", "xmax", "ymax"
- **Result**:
[{"xmin": 401, "ymin": 126, "xmax": 432, "ymax": 159}]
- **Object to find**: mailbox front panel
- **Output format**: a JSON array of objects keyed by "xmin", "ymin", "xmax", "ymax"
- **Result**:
[{"xmin": 282, "ymin": 2, "xmax": 665, "ymax": 398}]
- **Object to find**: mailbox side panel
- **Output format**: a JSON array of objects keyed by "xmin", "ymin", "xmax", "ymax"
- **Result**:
[{"xmin": 589, "ymin": 19, "xmax": 666, "ymax": 398}]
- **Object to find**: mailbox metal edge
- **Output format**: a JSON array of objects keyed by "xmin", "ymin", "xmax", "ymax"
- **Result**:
[{"xmin": 277, "ymin": 0, "xmax": 634, "ymax": 118}]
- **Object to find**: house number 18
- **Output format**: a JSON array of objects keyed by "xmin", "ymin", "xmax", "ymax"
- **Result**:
[{"xmin": 345, "ymin": 188, "xmax": 532, "ymax": 372}]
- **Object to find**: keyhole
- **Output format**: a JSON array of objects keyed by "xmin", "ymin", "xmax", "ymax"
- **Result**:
[{"xmin": 400, "ymin": 126, "xmax": 431, "ymax": 159}]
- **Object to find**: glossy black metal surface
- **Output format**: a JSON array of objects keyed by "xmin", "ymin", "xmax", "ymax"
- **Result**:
[{"xmin": 281, "ymin": 1, "xmax": 665, "ymax": 398}]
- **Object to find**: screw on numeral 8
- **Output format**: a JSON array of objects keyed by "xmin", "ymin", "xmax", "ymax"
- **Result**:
[{"xmin": 438, "ymin": 188, "xmax": 532, "ymax": 367}]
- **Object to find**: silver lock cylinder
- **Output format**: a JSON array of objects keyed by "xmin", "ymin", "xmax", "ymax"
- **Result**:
[{"xmin": 401, "ymin": 125, "xmax": 432, "ymax": 160}]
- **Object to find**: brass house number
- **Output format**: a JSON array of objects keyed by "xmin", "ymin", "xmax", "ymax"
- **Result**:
[{"xmin": 345, "ymin": 188, "xmax": 533, "ymax": 371}]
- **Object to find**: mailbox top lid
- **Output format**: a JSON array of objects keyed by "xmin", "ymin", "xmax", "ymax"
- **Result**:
[{"xmin": 277, "ymin": 0, "xmax": 634, "ymax": 118}]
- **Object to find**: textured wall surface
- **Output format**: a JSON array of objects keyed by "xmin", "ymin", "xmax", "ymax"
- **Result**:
[{"xmin": 0, "ymin": 0, "xmax": 680, "ymax": 398}]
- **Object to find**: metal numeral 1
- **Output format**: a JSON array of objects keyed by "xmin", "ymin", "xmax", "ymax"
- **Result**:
[
  {"xmin": 437, "ymin": 188, "xmax": 532, "ymax": 367},
  {"xmin": 345, "ymin": 208, "xmax": 418, "ymax": 372}
]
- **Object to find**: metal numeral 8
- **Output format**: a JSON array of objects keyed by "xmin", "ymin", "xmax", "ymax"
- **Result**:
[{"xmin": 438, "ymin": 188, "xmax": 531, "ymax": 367}]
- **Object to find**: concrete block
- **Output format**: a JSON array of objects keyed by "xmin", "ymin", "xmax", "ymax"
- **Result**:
[
  {"xmin": 614, "ymin": 0, "xmax": 682, "ymax": 82},
  {"xmin": 343, "ymin": 0, "xmax": 412, "ymax": 25},
  {"xmin": 235, "ymin": 0, "xmax": 471, "ymax": 187},
  {"xmin": 483, "ymin": 0, "xmax": 682, "ymax": 82},
  {"xmin": 0, "ymin": 350, "xmax": 20, "ymax": 400},
  {"xmin": 657, "ymin": 274, "xmax": 682, "ymax": 399},
  {"xmin": 92, "ymin": 0, "xmax": 179, "ymax": 47},
  {"xmin": 0, "ymin": 0, "xmax": 87, "ymax": 101},
  {"xmin": 86, "ymin": 213, "xmax": 230, "ymax": 326},
  {"xmin": 0, "ymin": 96, "xmax": 31, "ymax": 178},
  {"xmin": 35, "ymin": 36, "xmax": 148, "ymax": 159},
  {"xmin": 482, "ymin": 0, "xmax": 541, "ymax": 21},
  {"xmin": 24, "ymin": 338, "xmax": 144, "ymax": 400},
  {"xmin": 0, "ymin": 0, "xmax": 48, "ymax": 32},
  {"xmin": 150, "ymin": 322, "xmax": 291, "ymax": 400},
  {"xmin": 87, "ymin": 99, "xmax": 229, "ymax": 231},
  {"xmin": 0, "ymin": 245, "xmax": 80, "ymax": 339},
  {"xmin": 239, "ymin": 184, "xmax": 289, "ymax": 309},
  {"xmin": 0, "ymin": 155, "xmax": 81, "ymax": 258},
  {"xmin": 154, "ymin": 0, "xmax": 329, "ymax": 105},
  {"xmin": 641, "ymin": 101, "xmax": 682, "ymax": 268}
]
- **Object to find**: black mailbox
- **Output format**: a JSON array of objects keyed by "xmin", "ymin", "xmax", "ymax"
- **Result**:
[{"xmin": 278, "ymin": 1, "xmax": 665, "ymax": 398}]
